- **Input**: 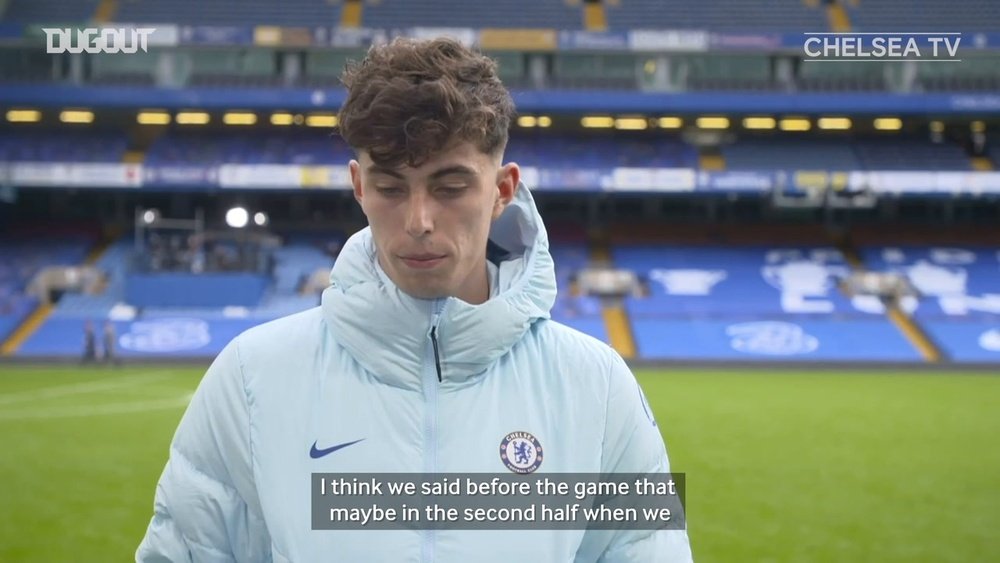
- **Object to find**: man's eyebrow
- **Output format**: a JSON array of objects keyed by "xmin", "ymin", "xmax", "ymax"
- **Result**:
[
  {"xmin": 428, "ymin": 165, "xmax": 478, "ymax": 179},
  {"xmin": 366, "ymin": 164, "xmax": 478, "ymax": 180},
  {"xmin": 366, "ymin": 165, "xmax": 405, "ymax": 179}
]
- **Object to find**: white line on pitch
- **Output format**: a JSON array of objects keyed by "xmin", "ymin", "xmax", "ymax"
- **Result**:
[
  {"xmin": 0, "ymin": 394, "xmax": 193, "ymax": 421},
  {"xmin": 0, "ymin": 371, "xmax": 178, "ymax": 406}
]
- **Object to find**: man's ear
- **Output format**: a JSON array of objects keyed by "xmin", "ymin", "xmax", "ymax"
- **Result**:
[
  {"xmin": 493, "ymin": 163, "xmax": 520, "ymax": 221},
  {"xmin": 349, "ymin": 160, "xmax": 364, "ymax": 206}
]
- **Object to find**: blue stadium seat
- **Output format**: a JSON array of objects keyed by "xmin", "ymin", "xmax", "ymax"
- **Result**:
[
  {"xmin": 548, "ymin": 242, "xmax": 607, "ymax": 342},
  {"xmin": 859, "ymin": 245, "xmax": 1000, "ymax": 320},
  {"xmin": 363, "ymin": 0, "xmax": 580, "ymax": 29},
  {"xmin": 849, "ymin": 0, "xmax": 1000, "ymax": 32},
  {"xmin": 608, "ymin": 243, "xmax": 936, "ymax": 361},
  {"xmin": 606, "ymin": 0, "xmax": 827, "ymax": 31},
  {"xmin": 722, "ymin": 136, "xmax": 861, "ymax": 171},
  {"xmin": 631, "ymin": 316, "xmax": 921, "ymax": 362},
  {"xmin": 114, "ymin": 0, "xmax": 339, "ymax": 27},
  {"xmin": 145, "ymin": 131, "xmax": 354, "ymax": 166},
  {"xmin": 505, "ymin": 133, "xmax": 699, "ymax": 169},
  {"xmin": 615, "ymin": 244, "xmax": 856, "ymax": 317},
  {"xmin": 858, "ymin": 245, "xmax": 999, "ymax": 363},
  {"xmin": 0, "ymin": 236, "xmax": 91, "ymax": 341},
  {"xmin": 4, "ymin": 0, "xmax": 100, "ymax": 22},
  {"xmin": 853, "ymin": 137, "xmax": 973, "ymax": 171},
  {"xmin": 0, "ymin": 130, "xmax": 128, "ymax": 163}
]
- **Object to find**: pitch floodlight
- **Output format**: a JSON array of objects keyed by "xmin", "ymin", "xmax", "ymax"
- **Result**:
[{"xmin": 226, "ymin": 207, "xmax": 249, "ymax": 229}]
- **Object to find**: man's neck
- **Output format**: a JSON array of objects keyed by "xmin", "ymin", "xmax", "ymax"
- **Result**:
[{"xmin": 455, "ymin": 262, "xmax": 491, "ymax": 305}]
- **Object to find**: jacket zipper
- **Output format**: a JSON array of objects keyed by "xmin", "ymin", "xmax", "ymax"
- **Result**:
[
  {"xmin": 430, "ymin": 326, "xmax": 442, "ymax": 383},
  {"xmin": 422, "ymin": 299, "xmax": 445, "ymax": 563}
]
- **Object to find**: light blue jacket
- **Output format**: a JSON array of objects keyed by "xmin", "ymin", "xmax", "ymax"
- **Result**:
[{"xmin": 137, "ymin": 185, "xmax": 693, "ymax": 562}]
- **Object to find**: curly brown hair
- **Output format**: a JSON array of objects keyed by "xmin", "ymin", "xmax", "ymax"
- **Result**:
[{"xmin": 337, "ymin": 37, "xmax": 515, "ymax": 168}]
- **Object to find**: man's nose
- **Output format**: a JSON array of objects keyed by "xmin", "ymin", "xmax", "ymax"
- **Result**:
[{"xmin": 404, "ymin": 194, "xmax": 433, "ymax": 237}]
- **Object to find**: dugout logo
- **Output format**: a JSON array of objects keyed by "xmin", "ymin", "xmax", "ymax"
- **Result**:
[
  {"xmin": 499, "ymin": 431, "xmax": 543, "ymax": 474},
  {"xmin": 43, "ymin": 27, "xmax": 155, "ymax": 54}
]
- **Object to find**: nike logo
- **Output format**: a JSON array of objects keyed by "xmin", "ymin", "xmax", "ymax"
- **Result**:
[{"xmin": 310, "ymin": 438, "xmax": 365, "ymax": 459}]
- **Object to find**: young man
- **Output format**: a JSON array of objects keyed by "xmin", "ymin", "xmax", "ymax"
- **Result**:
[
  {"xmin": 81, "ymin": 320, "xmax": 97, "ymax": 364},
  {"xmin": 102, "ymin": 320, "xmax": 119, "ymax": 366},
  {"xmin": 137, "ymin": 38, "xmax": 692, "ymax": 562}
]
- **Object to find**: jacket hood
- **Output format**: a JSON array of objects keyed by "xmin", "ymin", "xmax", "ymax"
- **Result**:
[{"xmin": 320, "ymin": 183, "xmax": 556, "ymax": 390}]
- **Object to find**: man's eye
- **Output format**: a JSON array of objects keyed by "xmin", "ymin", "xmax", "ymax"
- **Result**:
[
  {"xmin": 375, "ymin": 186, "xmax": 403, "ymax": 196},
  {"xmin": 437, "ymin": 186, "xmax": 467, "ymax": 196}
]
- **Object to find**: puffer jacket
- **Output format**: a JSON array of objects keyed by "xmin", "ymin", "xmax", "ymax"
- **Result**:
[{"xmin": 136, "ymin": 184, "xmax": 693, "ymax": 562}]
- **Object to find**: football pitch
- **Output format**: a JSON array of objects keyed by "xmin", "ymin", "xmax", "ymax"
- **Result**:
[{"xmin": 0, "ymin": 365, "xmax": 997, "ymax": 562}]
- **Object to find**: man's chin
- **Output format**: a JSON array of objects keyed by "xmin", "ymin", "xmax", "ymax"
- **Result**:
[
  {"xmin": 397, "ymin": 284, "xmax": 450, "ymax": 301},
  {"xmin": 393, "ymin": 274, "xmax": 452, "ymax": 300}
]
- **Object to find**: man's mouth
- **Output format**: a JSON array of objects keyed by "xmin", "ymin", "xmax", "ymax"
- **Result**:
[{"xmin": 399, "ymin": 254, "xmax": 446, "ymax": 269}]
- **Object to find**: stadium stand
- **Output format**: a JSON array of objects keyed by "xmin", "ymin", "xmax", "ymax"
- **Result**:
[
  {"xmin": 848, "ymin": 0, "xmax": 1000, "ymax": 32},
  {"xmin": 0, "ymin": 49, "xmax": 53, "ymax": 84},
  {"xmin": 362, "ymin": 0, "xmax": 581, "ymax": 29},
  {"xmin": 858, "ymin": 245, "xmax": 1000, "ymax": 362},
  {"xmin": 721, "ymin": 135, "xmax": 975, "ymax": 172},
  {"xmin": 551, "ymin": 53, "xmax": 640, "ymax": 91},
  {"xmin": 145, "ymin": 130, "xmax": 354, "ymax": 166},
  {"xmin": 90, "ymin": 52, "xmax": 159, "ymax": 86},
  {"xmin": 53, "ymin": 240, "xmax": 130, "ymax": 321},
  {"xmin": 115, "ymin": 0, "xmax": 340, "ymax": 27},
  {"xmin": 614, "ymin": 244, "xmax": 924, "ymax": 361},
  {"xmin": 989, "ymin": 144, "xmax": 1000, "ymax": 169},
  {"xmin": 915, "ymin": 57, "xmax": 1000, "ymax": 93},
  {"xmin": 683, "ymin": 55, "xmax": 778, "ymax": 91},
  {"xmin": 605, "ymin": 0, "xmax": 827, "ymax": 31},
  {"xmin": 17, "ymin": 233, "xmax": 339, "ymax": 357},
  {"xmin": 0, "ymin": 130, "xmax": 128, "ymax": 163},
  {"xmin": 616, "ymin": 245, "xmax": 854, "ymax": 315},
  {"xmin": 0, "ymin": 293, "xmax": 37, "ymax": 344},
  {"xmin": 3, "ymin": 0, "xmax": 101, "ymax": 22},
  {"xmin": 630, "ymin": 316, "xmax": 922, "ymax": 361},
  {"xmin": 140, "ymin": 131, "xmax": 701, "ymax": 169},
  {"xmin": 186, "ymin": 48, "xmax": 282, "ymax": 88},
  {"xmin": 4, "ymin": 128, "xmax": 972, "ymax": 175},
  {"xmin": 797, "ymin": 61, "xmax": 888, "ymax": 92},
  {"xmin": 505, "ymin": 133, "xmax": 700, "ymax": 169},
  {"xmin": 0, "ymin": 236, "xmax": 92, "ymax": 343},
  {"xmin": 549, "ymin": 242, "xmax": 606, "ymax": 341},
  {"xmin": 0, "ymin": 0, "xmax": 997, "ymax": 367},
  {"xmin": 853, "ymin": 136, "xmax": 974, "ymax": 171},
  {"xmin": 302, "ymin": 50, "xmax": 366, "ymax": 88},
  {"xmin": 720, "ymin": 136, "xmax": 861, "ymax": 171},
  {"xmin": 116, "ymin": 0, "xmax": 583, "ymax": 28}
]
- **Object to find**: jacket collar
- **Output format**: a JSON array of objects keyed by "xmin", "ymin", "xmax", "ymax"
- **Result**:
[{"xmin": 321, "ymin": 183, "xmax": 556, "ymax": 390}]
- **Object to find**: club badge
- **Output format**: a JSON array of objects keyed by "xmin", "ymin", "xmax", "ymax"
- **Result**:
[{"xmin": 499, "ymin": 431, "xmax": 543, "ymax": 474}]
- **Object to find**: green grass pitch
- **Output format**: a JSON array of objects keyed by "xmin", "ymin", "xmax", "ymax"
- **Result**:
[{"xmin": 0, "ymin": 365, "xmax": 997, "ymax": 562}]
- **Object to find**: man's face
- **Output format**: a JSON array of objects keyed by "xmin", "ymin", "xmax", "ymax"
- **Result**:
[{"xmin": 350, "ymin": 141, "xmax": 519, "ymax": 303}]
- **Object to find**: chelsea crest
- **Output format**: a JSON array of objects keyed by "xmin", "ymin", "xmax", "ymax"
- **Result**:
[{"xmin": 499, "ymin": 431, "xmax": 543, "ymax": 474}]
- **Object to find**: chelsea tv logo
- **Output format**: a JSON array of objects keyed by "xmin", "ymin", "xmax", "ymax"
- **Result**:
[{"xmin": 499, "ymin": 431, "xmax": 543, "ymax": 474}]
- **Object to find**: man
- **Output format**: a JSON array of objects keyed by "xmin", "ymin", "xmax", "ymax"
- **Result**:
[
  {"xmin": 102, "ymin": 320, "xmax": 119, "ymax": 366},
  {"xmin": 81, "ymin": 320, "xmax": 97, "ymax": 364},
  {"xmin": 137, "ymin": 37, "xmax": 692, "ymax": 562}
]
